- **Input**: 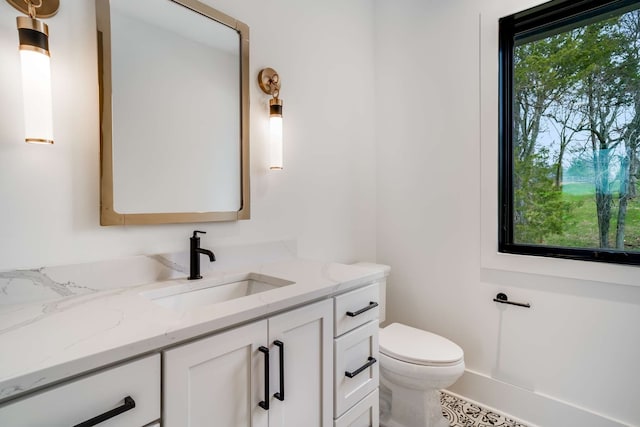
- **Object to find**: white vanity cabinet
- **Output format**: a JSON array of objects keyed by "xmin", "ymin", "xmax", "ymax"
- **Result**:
[
  {"xmin": 333, "ymin": 283, "xmax": 380, "ymax": 427},
  {"xmin": 0, "ymin": 261, "xmax": 387, "ymax": 427},
  {"xmin": 0, "ymin": 354, "xmax": 160, "ymax": 427},
  {"xmin": 163, "ymin": 299, "xmax": 333, "ymax": 427}
]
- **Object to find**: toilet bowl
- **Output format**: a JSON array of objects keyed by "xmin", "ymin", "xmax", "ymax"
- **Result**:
[{"xmin": 379, "ymin": 323, "xmax": 464, "ymax": 427}]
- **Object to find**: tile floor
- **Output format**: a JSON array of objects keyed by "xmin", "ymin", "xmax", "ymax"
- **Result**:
[{"xmin": 441, "ymin": 391, "xmax": 530, "ymax": 427}]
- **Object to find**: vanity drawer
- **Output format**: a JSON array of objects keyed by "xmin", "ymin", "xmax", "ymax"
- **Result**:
[
  {"xmin": 334, "ymin": 320, "xmax": 379, "ymax": 417},
  {"xmin": 334, "ymin": 283, "xmax": 379, "ymax": 337},
  {"xmin": 0, "ymin": 354, "xmax": 160, "ymax": 427},
  {"xmin": 334, "ymin": 389, "xmax": 379, "ymax": 427}
]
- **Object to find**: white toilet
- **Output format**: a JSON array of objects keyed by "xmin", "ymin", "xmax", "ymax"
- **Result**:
[
  {"xmin": 350, "ymin": 263, "xmax": 464, "ymax": 427},
  {"xmin": 379, "ymin": 323, "xmax": 464, "ymax": 427}
]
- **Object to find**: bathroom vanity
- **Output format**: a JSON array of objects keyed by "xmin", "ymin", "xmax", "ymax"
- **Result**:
[{"xmin": 0, "ymin": 254, "xmax": 387, "ymax": 426}]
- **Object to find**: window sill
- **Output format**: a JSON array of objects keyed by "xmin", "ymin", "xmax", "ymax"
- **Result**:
[{"xmin": 481, "ymin": 249, "xmax": 640, "ymax": 288}]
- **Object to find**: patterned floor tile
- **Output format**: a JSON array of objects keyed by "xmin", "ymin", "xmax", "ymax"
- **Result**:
[{"xmin": 441, "ymin": 392, "xmax": 530, "ymax": 427}]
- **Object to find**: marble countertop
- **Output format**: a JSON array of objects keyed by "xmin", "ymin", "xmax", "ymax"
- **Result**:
[{"xmin": 0, "ymin": 257, "xmax": 386, "ymax": 403}]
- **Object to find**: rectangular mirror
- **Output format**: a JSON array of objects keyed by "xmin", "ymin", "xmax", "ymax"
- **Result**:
[{"xmin": 96, "ymin": 0, "xmax": 250, "ymax": 225}]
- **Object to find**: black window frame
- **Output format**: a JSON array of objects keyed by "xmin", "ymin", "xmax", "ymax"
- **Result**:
[{"xmin": 498, "ymin": 0, "xmax": 640, "ymax": 266}]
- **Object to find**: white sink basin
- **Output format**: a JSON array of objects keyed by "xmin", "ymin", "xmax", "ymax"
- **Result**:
[{"xmin": 141, "ymin": 273, "xmax": 295, "ymax": 311}]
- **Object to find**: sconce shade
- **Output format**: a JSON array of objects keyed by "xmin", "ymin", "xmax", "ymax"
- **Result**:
[
  {"xmin": 269, "ymin": 98, "xmax": 283, "ymax": 170},
  {"xmin": 17, "ymin": 17, "xmax": 54, "ymax": 144}
]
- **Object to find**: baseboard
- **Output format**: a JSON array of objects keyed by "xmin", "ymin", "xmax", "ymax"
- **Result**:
[{"xmin": 446, "ymin": 369, "xmax": 632, "ymax": 427}]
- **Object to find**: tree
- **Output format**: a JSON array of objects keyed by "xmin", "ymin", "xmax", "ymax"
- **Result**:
[
  {"xmin": 514, "ymin": 33, "xmax": 578, "ymax": 164},
  {"xmin": 573, "ymin": 17, "xmax": 633, "ymax": 248},
  {"xmin": 513, "ymin": 32, "xmax": 579, "ymax": 243},
  {"xmin": 546, "ymin": 95, "xmax": 586, "ymax": 187},
  {"xmin": 615, "ymin": 10, "xmax": 640, "ymax": 249},
  {"xmin": 513, "ymin": 150, "xmax": 569, "ymax": 243}
]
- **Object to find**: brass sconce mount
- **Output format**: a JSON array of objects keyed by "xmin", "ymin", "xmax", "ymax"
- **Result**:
[
  {"xmin": 258, "ymin": 67, "xmax": 282, "ymax": 115},
  {"xmin": 258, "ymin": 67, "xmax": 281, "ymax": 98},
  {"xmin": 6, "ymin": 0, "xmax": 59, "ymax": 18}
]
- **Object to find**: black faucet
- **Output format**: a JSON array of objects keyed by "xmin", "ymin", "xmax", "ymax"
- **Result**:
[{"xmin": 189, "ymin": 230, "xmax": 216, "ymax": 280}]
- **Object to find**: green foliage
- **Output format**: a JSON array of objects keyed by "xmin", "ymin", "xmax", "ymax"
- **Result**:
[{"xmin": 513, "ymin": 151, "xmax": 573, "ymax": 244}]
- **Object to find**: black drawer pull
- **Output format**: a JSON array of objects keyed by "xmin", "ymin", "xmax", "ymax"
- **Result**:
[
  {"xmin": 345, "ymin": 357, "xmax": 377, "ymax": 378},
  {"xmin": 274, "ymin": 340, "xmax": 284, "ymax": 401},
  {"xmin": 258, "ymin": 346, "xmax": 270, "ymax": 410},
  {"xmin": 73, "ymin": 396, "xmax": 135, "ymax": 427},
  {"xmin": 346, "ymin": 301, "xmax": 378, "ymax": 317}
]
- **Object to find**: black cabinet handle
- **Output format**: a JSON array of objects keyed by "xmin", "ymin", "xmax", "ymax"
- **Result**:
[
  {"xmin": 258, "ymin": 346, "xmax": 270, "ymax": 410},
  {"xmin": 73, "ymin": 396, "xmax": 135, "ymax": 427},
  {"xmin": 345, "ymin": 357, "xmax": 377, "ymax": 378},
  {"xmin": 346, "ymin": 301, "xmax": 378, "ymax": 317},
  {"xmin": 274, "ymin": 340, "xmax": 284, "ymax": 401}
]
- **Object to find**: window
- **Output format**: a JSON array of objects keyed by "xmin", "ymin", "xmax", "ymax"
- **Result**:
[{"xmin": 499, "ymin": 0, "xmax": 640, "ymax": 265}]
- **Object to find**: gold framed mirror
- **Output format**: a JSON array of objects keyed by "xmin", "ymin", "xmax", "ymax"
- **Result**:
[{"xmin": 96, "ymin": 0, "xmax": 250, "ymax": 225}]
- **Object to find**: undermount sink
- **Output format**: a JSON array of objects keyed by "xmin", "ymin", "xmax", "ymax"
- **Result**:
[{"xmin": 141, "ymin": 273, "xmax": 295, "ymax": 311}]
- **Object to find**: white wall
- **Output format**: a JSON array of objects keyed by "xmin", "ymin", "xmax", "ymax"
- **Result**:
[
  {"xmin": 0, "ymin": 0, "xmax": 377, "ymax": 271},
  {"xmin": 375, "ymin": 0, "xmax": 640, "ymax": 426}
]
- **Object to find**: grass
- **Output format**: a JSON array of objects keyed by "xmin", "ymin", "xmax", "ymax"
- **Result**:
[{"xmin": 541, "ymin": 182, "xmax": 640, "ymax": 250}]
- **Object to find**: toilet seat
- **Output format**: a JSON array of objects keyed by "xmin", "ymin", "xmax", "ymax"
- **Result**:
[{"xmin": 379, "ymin": 323, "xmax": 464, "ymax": 366}]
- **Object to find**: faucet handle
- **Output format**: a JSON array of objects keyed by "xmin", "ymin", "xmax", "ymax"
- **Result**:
[{"xmin": 192, "ymin": 230, "xmax": 206, "ymax": 238}]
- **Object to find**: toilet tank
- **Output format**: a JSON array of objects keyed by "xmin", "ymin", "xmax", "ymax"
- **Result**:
[{"xmin": 351, "ymin": 262, "xmax": 390, "ymax": 324}]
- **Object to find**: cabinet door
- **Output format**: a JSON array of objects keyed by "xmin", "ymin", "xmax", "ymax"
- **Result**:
[
  {"xmin": 163, "ymin": 320, "xmax": 268, "ymax": 427},
  {"xmin": 267, "ymin": 299, "xmax": 333, "ymax": 427}
]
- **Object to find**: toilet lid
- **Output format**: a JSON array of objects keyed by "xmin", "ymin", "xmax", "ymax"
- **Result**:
[{"xmin": 379, "ymin": 323, "xmax": 464, "ymax": 366}]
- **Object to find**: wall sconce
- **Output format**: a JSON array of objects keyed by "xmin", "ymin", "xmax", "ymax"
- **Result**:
[
  {"xmin": 6, "ymin": 0, "xmax": 59, "ymax": 144},
  {"xmin": 258, "ymin": 68, "xmax": 283, "ymax": 170}
]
